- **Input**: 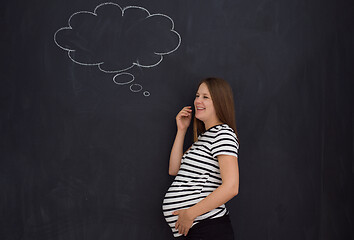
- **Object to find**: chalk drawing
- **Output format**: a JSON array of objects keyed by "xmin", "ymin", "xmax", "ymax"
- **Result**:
[
  {"xmin": 130, "ymin": 84, "xmax": 143, "ymax": 92},
  {"xmin": 113, "ymin": 73, "xmax": 135, "ymax": 85},
  {"xmin": 54, "ymin": 2, "xmax": 181, "ymax": 96}
]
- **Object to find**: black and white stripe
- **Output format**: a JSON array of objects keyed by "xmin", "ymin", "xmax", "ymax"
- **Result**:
[{"xmin": 162, "ymin": 124, "xmax": 239, "ymax": 237}]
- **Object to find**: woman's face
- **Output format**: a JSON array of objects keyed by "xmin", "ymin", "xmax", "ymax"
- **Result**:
[{"xmin": 194, "ymin": 83, "xmax": 218, "ymax": 123}]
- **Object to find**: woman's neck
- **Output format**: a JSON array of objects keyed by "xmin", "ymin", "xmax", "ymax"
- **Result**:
[{"xmin": 204, "ymin": 119, "xmax": 223, "ymax": 131}]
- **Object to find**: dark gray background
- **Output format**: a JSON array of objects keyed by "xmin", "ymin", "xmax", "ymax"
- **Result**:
[{"xmin": 1, "ymin": 0, "xmax": 353, "ymax": 239}]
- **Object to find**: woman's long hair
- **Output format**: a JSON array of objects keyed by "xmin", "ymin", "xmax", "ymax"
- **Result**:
[{"xmin": 193, "ymin": 77, "xmax": 239, "ymax": 142}]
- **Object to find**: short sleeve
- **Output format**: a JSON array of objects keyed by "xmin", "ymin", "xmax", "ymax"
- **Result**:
[{"xmin": 211, "ymin": 128, "xmax": 239, "ymax": 159}]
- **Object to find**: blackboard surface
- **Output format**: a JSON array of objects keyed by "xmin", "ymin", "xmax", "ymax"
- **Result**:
[{"xmin": 1, "ymin": 0, "xmax": 353, "ymax": 239}]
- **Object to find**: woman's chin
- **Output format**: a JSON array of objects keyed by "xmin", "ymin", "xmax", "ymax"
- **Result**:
[{"xmin": 195, "ymin": 115, "xmax": 205, "ymax": 122}]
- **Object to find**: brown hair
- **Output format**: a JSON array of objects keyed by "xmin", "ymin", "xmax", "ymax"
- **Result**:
[{"xmin": 193, "ymin": 77, "xmax": 239, "ymax": 142}]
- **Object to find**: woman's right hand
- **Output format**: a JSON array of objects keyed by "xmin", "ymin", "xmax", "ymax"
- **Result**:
[{"xmin": 176, "ymin": 106, "xmax": 192, "ymax": 131}]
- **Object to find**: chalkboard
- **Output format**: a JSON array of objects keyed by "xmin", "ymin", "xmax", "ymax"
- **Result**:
[{"xmin": 1, "ymin": 0, "xmax": 353, "ymax": 239}]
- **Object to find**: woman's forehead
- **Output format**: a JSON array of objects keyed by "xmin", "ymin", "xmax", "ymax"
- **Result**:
[{"xmin": 197, "ymin": 83, "xmax": 210, "ymax": 94}]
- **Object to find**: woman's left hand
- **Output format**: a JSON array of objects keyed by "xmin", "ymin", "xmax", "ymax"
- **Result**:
[{"xmin": 172, "ymin": 209, "xmax": 195, "ymax": 236}]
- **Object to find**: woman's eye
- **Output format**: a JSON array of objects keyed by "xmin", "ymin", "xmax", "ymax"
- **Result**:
[{"xmin": 203, "ymin": 96, "xmax": 208, "ymax": 99}]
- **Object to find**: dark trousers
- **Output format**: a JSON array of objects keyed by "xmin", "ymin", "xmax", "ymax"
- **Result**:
[{"xmin": 177, "ymin": 215, "xmax": 235, "ymax": 240}]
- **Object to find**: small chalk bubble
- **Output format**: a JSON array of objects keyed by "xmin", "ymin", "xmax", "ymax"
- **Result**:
[
  {"xmin": 130, "ymin": 84, "xmax": 143, "ymax": 92},
  {"xmin": 113, "ymin": 72, "xmax": 134, "ymax": 85},
  {"xmin": 143, "ymin": 91, "xmax": 150, "ymax": 97}
]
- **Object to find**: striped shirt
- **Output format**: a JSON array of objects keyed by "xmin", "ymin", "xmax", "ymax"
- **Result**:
[{"xmin": 162, "ymin": 124, "xmax": 239, "ymax": 238}]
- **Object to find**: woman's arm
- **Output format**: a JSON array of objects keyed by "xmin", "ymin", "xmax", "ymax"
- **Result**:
[
  {"xmin": 169, "ymin": 106, "xmax": 192, "ymax": 176},
  {"xmin": 173, "ymin": 154, "xmax": 239, "ymax": 235},
  {"xmin": 188, "ymin": 154, "xmax": 239, "ymax": 216},
  {"xmin": 169, "ymin": 129, "xmax": 187, "ymax": 176}
]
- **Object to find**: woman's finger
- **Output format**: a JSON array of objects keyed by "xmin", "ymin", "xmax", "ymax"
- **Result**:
[
  {"xmin": 177, "ymin": 110, "xmax": 188, "ymax": 116},
  {"xmin": 185, "ymin": 228, "xmax": 189, "ymax": 236},
  {"xmin": 180, "ymin": 112, "xmax": 191, "ymax": 117},
  {"xmin": 181, "ymin": 226, "xmax": 186, "ymax": 235},
  {"xmin": 180, "ymin": 110, "xmax": 190, "ymax": 115},
  {"xmin": 178, "ymin": 113, "xmax": 189, "ymax": 119},
  {"xmin": 181, "ymin": 108, "xmax": 192, "ymax": 114},
  {"xmin": 178, "ymin": 111, "xmax": 191, "ymax": 118},
  {"xmin": 181, "ymin": 226, "xmax": 185, "ymax": 235}
]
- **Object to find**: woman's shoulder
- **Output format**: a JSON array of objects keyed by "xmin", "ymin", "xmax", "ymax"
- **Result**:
[
  {"xmin": 212, "ymin": 124, "xmax": 238, "ymax": 142},
  {"xmin": 213, "ymin": 124, "xmax": 234, "ymax": 134},
  {"xmin": 209, "ymin": 124, "xmax": 239, "ymax": 155},
  {"xmin": 199, "ymin": 124, "xmax": 236, "ymax": 140}
]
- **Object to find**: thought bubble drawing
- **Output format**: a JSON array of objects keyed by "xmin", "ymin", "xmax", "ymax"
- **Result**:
[{"xmin": 54, "ymin": 2, "xmax": 181, "ymax": 96}]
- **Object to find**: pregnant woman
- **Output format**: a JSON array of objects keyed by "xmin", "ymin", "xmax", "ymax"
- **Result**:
[{"xmin": 162, "ymin": 77, "xmax": 240, "ymax": 239}]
